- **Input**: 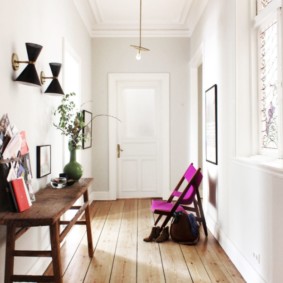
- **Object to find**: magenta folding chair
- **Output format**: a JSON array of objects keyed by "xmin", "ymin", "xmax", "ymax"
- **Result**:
[{"xmin": 151, "ymin": 163, "xmax": 208, "ymax": 236}]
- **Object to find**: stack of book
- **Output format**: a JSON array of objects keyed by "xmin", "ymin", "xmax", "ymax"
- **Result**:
[
  {"xmin": 0, "ymin": 114, "xmax": 34, "ymax": 212},
  {"xmin": 7, "ymin": 177, "xmax": 32, "ymax": 212}
]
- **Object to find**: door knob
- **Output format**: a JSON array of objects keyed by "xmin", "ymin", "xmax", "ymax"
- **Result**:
[{"xmin": 117, "ymin": 144, "xmax": 124, "ymax": 158}]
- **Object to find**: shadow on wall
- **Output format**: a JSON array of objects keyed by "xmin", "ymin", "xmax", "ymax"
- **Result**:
[{"xmin": 208, "ymin": 170, "xmax": 217, "ymax": 208}]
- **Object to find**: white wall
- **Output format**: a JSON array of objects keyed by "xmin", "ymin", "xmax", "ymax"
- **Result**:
[
  {"xmin": 189, "ymin": 0, "xmax": 283, "ymax": 282},
  {"xmin": 0, "ymin": 0, "xmax": 92, "ymax": 280},
  {"xmin": 91, "ymin": 37, "xmax": 190, "ymax": 194}
]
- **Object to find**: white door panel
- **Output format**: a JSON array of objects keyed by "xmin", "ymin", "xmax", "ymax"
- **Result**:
[
  {"xmin": 141, "ymin": 159, "xmax": 157, "ymax": 192},
  {"xmin": 120, "ymin": 159, "xmax": 138, "ymax": 192},
  {"xmin": 121, "ymin": 88, "xmax": 157, "ymax": 138},
  {"xmin": 122, "ymin": 142, "xmax": 157, "ymax": 156}
]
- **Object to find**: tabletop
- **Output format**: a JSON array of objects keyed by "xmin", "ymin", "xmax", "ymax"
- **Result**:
[{"xmin": 0, "ymin": 178, "xmax": 93, "ymax": 226}]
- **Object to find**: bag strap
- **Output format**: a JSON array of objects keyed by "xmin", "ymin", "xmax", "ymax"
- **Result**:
[{"xmin": 171, "ymin": 211, "xmax": 183, "ymax": 224}]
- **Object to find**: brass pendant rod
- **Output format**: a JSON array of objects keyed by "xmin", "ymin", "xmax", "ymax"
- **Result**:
[
  {"xmin": 139, "ymin": 0, "xmax": 142, "ymax": 48},
  {"xmin": 130, "ymin": 0, "xmax": 149, "ymax": 55}
]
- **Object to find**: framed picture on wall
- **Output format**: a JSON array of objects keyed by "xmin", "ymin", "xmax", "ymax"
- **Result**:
[
  {"xmin": 82, "ymin": 110, "xmax": 93, "ymax": 149},
  {"xmin": 205, "ymin": 84, "xmax": 218, "ymax": 165},
  {"xmin": 36, "ymin": 145, "xmax": 51, "ymax": 178}
]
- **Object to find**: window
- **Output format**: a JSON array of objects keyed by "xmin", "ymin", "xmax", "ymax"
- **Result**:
[
  {"xmin": 255, "ymin": 0, "xmax": 282, "ymax": 154},
  {"xmin": 258, "ymin": 20, "xmax": 278, "ymax": 150},
  {"xmin": 257, "ymin": 0, "xmax": 273, "ymax": 12}
]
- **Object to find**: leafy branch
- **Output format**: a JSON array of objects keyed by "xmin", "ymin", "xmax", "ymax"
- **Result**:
[{"xmin": 53, "ymin": 92, "xmax": 120, "ymax": 150}]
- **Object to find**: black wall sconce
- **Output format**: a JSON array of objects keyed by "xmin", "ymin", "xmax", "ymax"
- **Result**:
[
  {"xmin": 40, "ymin": 63, "xmax": 64, "ymax": 95},
  {"xmin": 12, "ymin": 43, "xmax": 43, "ymax": 86}
]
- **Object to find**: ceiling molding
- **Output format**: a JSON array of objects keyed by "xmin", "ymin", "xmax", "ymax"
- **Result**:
[
  {"xmin": 90, "ymin": 29, "xmax": 191, "ymax": 38},
  {"xmin": 88, "ymin": 0, "xmax": 103, "ymax": 24},
  {"xmin": 73, "ymin": 0, "xmax": 208, "ymax": 38},
  {"xmin": 178, "ymin": 0, "xmax": 194, "ymax": 25},
  {"xmin": 186, "ymin": 0, "xmax": 208, "ymax": 34},
  {"xmin": 73, "ymin": 0, "xmax": 95, "ymax": 36}
]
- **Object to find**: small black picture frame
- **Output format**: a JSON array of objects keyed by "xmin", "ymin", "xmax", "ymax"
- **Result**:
[
  {"xmin": 205, "ymin": 84, "xmax": 218, "ymax": 165},
  {"xmin": 82, "ymin": 110, "xmax": 93, "ymax": 149},
  {"xmin": 36, "ymin": 145, "xmax": 51, "ymax": 178}
]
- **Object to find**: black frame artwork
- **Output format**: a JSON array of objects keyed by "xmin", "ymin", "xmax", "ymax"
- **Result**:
[
  {"xmin": 36, "ymin": 145, "xmax": 51, "ymax": 178},
  {"xmin": 205, "ymin": 84, "xmax": 218, "ymax": 165},
  {"xmin": 82, "ymin": 110, "xmax": 93, "ymax": 149}
]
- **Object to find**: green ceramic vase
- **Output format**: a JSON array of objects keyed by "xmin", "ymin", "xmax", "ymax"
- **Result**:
[{"xmin": 63, "ymin": 143, "xmax": 83, "ymax": 181}]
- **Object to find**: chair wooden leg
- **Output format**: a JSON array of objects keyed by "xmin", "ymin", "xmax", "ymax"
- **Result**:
[
  {"xmin": 160, "ymin": 215, "xmax": 172, "ymax": 229},
  {"xmin": 154, "ymin": 214, "xmax": 162, "ymax": 226},
  {"xmin": 194, "ymin": 200, "xmax": 200, "ymax": 219},
  {"xmin": 198, "ymin": 204, "xmax": 208, "ymax": 236},
  {"xmin": 195, "ymin": 191, "xmax": 208, "ymax": 237}
]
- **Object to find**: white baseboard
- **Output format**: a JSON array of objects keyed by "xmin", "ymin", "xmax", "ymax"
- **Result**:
[
  {"xmin": 90, "ymin": 190, "xmax": 113, "ymax": 201},
  {"xmin": 90, "ymin": 190, "xmax": 160, "ymax": 201},
  {"xmin": 207, "ymin": 215, "xmax": 266, "ymax": 283}
]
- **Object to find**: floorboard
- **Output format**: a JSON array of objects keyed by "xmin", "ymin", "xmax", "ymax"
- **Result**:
[
  {"xmin": 137, "ymin": 199, "xmax": 165, "ymax": 283},
  {"xmin": 44, "ymin": 198, "xmax": 245, "ymax": 283},
  {"xmin": 110, "ymin": 199, "xmax": 138, "ymax": 283}
]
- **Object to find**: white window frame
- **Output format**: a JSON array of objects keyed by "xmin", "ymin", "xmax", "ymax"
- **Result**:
[{"xmin": 254, "ymin": 0, "xmax": 283, "ymax": 158}]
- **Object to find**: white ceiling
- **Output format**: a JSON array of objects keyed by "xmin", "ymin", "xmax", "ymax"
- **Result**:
[{"xmin": 73, "ymin": 0, "xmax": 208, "ymax": 37}]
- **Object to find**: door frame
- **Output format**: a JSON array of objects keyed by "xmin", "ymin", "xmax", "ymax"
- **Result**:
[
  {"xmin": 189, "ymin": 45, "xmax": 204, "ymax": 196},
  {"xmin": 189, "ymin": 45, "xmax": 204, "ymax": 167},
  {"xmin": 108, "ymin": 73, "xmax": 170, "ymax": 200}
]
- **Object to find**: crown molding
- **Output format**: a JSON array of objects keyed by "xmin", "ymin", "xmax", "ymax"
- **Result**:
[
  {"xmin": 73, "ymin": 0, "xmax": 207, "ymax": 38},
  {"xmin": 73, "ymin": 0, "xmax": 94, "ymax": 36},
  {"xmin": 90, "ymin": 29, "xmax": 191, "ymax": 38}
]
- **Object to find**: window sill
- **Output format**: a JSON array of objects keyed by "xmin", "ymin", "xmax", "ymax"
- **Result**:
[{"xmin": 234, "ymin": 155, "xmax": 283, "ymax": 176}]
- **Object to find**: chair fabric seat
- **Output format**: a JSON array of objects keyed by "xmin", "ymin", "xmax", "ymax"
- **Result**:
[
  {"xmin": 172, "ymin": 186, "xmax": 195, "ymax": 203},
  {"xmin": 151, "ymin": 199, "xmax": 186, "ymax": 213}
]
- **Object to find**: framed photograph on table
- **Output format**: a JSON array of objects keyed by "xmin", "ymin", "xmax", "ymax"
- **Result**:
[
  {"xmin": 36, "ymin": 145, "xmax": 51, "ymax": 178},
  {"xmin": 82, "ymin": 110, "xmax": 92, "ymax": 149},
  {"xmin": 205, "ymin": 84, "xmax": 218, "ymax": 165}
]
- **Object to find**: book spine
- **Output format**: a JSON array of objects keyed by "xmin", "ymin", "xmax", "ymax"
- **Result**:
[{"xmin": 7, "ymin": 182, "xmax": 18, "ymax": 212}]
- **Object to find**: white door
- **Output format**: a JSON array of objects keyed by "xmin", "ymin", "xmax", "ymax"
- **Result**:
[
  {"xmin": 118, "ymin": 86, "xmax": 159, "ymax": 198},
  {"xmin": 109, "ymin": 73, "xmax": 170, "ymax": 199}
]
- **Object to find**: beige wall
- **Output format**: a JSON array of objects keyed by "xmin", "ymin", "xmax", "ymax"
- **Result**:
[{"xmin": 91, "ymin": 37, "xmax": 191, "ymax": 193}]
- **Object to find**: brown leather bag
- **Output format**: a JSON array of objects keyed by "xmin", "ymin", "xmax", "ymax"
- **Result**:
[{"xmin": 170, "ymin": 211, "xmax": 199, "ymax": 245}]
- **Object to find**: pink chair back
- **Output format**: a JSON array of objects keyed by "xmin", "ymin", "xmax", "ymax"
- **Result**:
[{"xmin": 182, "ymin": 164, "xmax": 202, "ymax": 203}]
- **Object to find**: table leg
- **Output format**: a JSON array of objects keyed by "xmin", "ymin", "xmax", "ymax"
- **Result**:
[
  {"xmin": 83, "ymin": 191, "xmax": 94, "ymax": 257},
  {"xmin": 4, "ymin": 224, "xmax": 16, "ymax": 283},
  {"xmin": 50, "ymin": 221, "xmax": 63, "ymax": 283}
]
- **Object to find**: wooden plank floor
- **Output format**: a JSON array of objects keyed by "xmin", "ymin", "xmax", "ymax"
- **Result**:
[{"xmin": 46, "ymin": 199, "xmax": 245, "ymax": 282}]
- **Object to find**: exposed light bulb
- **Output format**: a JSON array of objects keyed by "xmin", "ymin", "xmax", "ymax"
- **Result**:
[{"xmin": 136, "ymin": 50, "xmax": 141, "ymax": 61}]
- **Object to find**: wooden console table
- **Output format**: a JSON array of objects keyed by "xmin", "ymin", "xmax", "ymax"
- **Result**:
[{"xmin": 0, "ymin": 178, "xmax": 94, "ymax": 283}]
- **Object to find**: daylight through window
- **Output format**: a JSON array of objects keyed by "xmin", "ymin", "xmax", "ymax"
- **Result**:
[{"xmin": 256, "ymin": 0, "xmax": 281, "ymax": 152}]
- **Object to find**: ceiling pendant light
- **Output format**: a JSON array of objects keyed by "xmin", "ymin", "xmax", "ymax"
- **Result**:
[{"xmin": 130, "ymin": 0, "xmax": 149, "ymax": 60}]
